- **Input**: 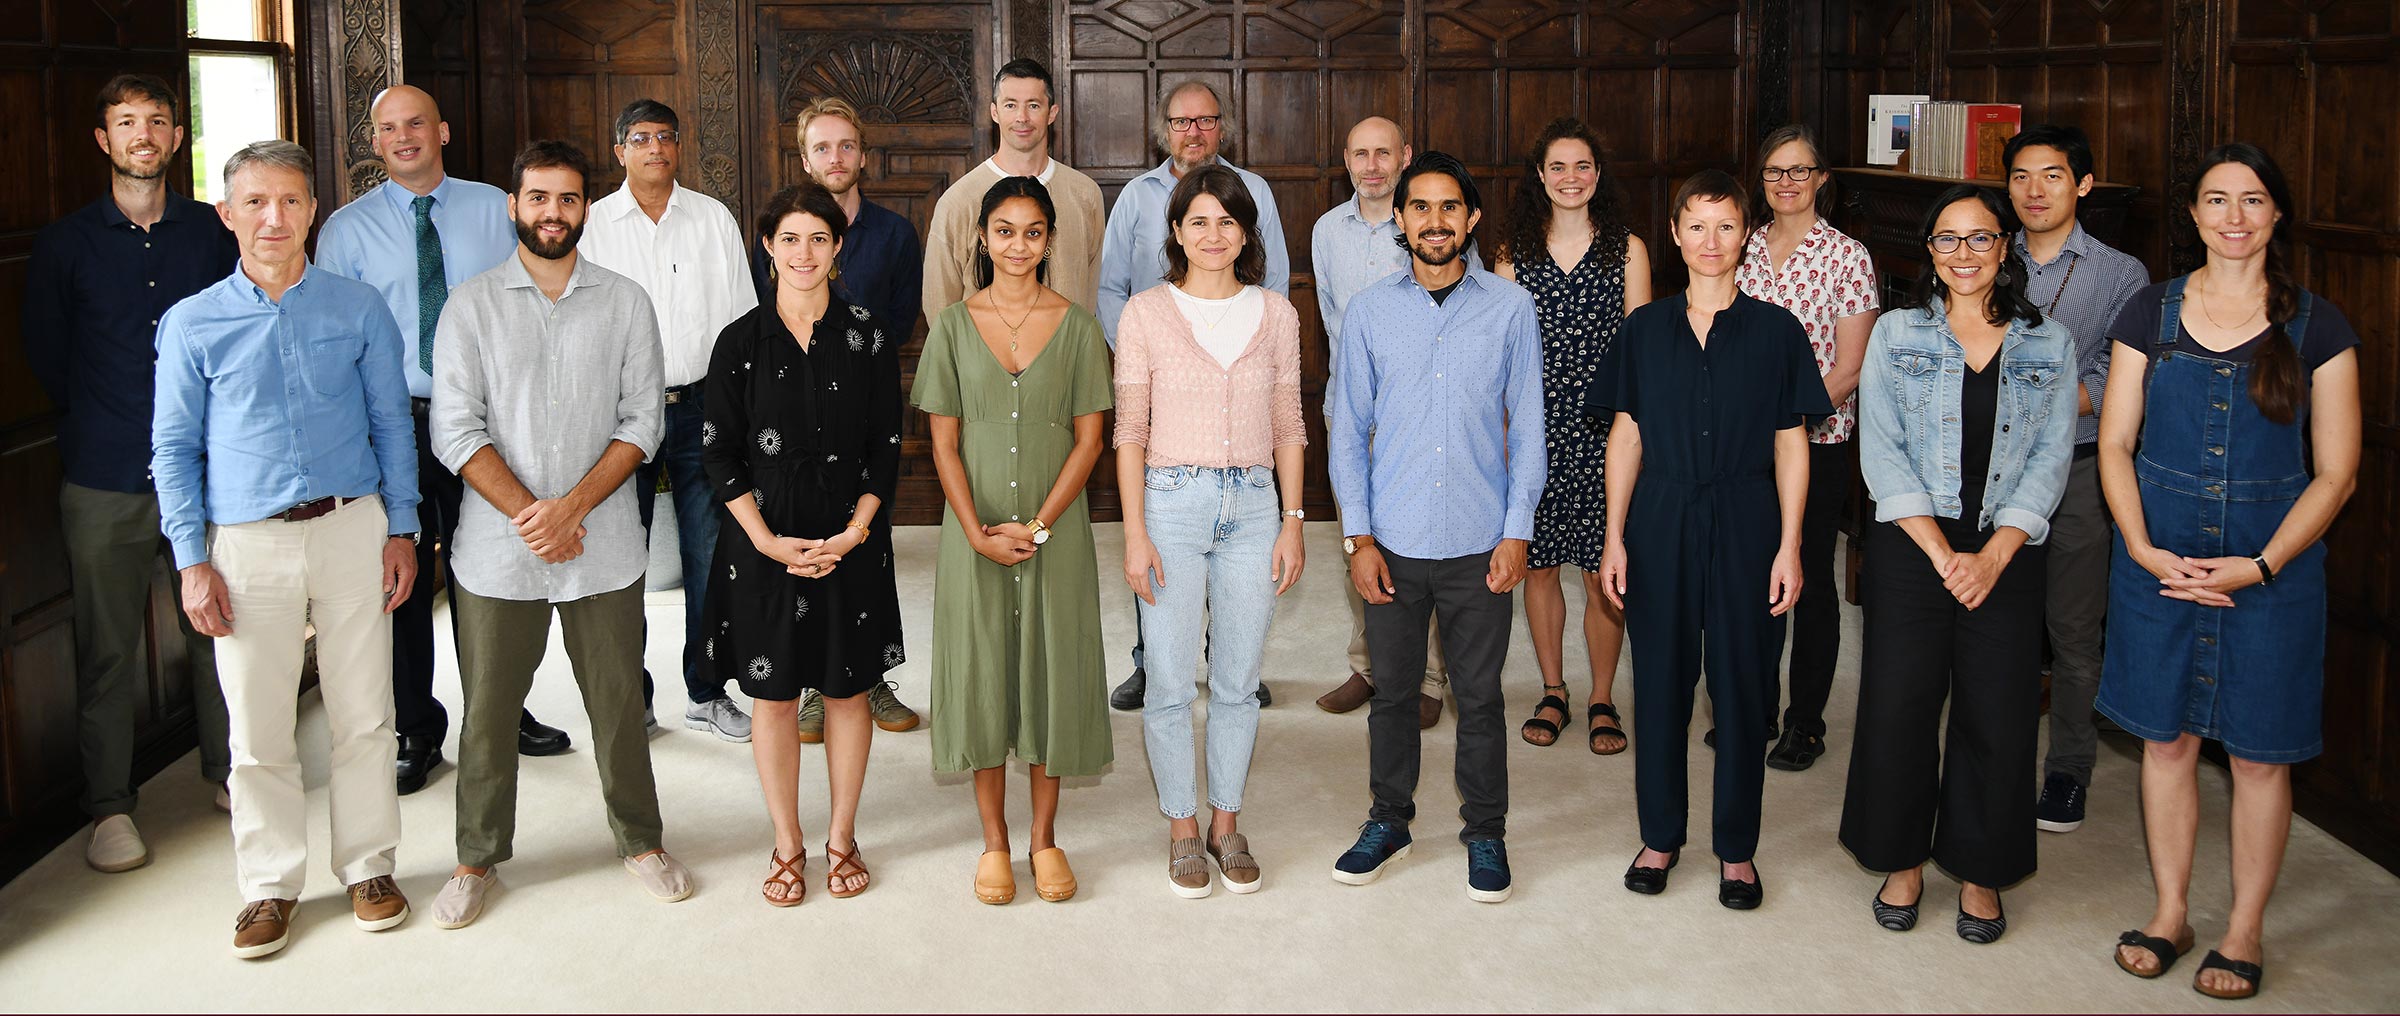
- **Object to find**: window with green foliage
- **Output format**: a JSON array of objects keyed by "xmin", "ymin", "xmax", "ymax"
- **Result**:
[{"xmin": 186, "ymin": 0, "xmax": 290, "ymax": 201}]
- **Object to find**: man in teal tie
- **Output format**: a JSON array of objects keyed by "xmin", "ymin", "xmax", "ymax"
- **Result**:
[{"xmin": 315, "ymin": 85, "xmax": 571, "ymax": 795}]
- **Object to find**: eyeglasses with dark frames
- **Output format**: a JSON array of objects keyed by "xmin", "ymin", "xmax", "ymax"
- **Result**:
[
  {"xmin": 1167, "ymin": 115, "xmax": 1222, "ymax": 133},
  {"xmin": 1926, "ymin": 231, "xmax": 2003, "ymax": 254},
  {"xmin": 1760, "ymin": 165, "xmax": 1819, "ymax": 182}
]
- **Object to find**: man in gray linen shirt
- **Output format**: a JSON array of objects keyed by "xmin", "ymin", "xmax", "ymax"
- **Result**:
[{"xmin": 426, "ymin": 140, "xmax": 693, "ymax": 929}]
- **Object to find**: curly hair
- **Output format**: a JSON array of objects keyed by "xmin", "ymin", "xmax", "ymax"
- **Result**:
[{"xmin": 1497, "ymin": 117, "xmax": 1629, "ymax": 273}]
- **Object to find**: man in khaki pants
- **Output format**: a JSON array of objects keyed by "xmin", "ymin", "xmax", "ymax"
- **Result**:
[{"xmin": 152, "ymin": 140, "xmax": 421, "ymax": 959}]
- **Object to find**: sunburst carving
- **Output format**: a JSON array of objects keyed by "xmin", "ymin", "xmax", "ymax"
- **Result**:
[{"xmin": 778, "ymin": 34, "xmax": 974, "ymax": 125}]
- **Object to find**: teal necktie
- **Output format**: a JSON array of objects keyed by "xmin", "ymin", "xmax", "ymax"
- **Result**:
[{"xmin": 412, "ymin": 194, "xmax": 447, "ymax": 374}]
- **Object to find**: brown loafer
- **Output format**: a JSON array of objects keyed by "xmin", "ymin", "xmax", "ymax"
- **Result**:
[
  {"xmin": 1029, "ymin": 846, "xmax": 1077, "ymax": 902},
  {"xmin": 1316, "ymin": 672, "xmax": 1373, "ymax": 713},
  {"xmin": 347, "ymin": 875, "xmax": 409, "ymax": 931},
  {"xmin": 232, "ymin": 898, "xmax": 296, "ymax": 959},
  {"xmin": 1168, "ymin": 836, "xmax": 1212, "ymax": 899},
  {"xmin": 1209, "ymin": 832, "xmax": 1261, "ymax": 894},
  {"xmin": 1419, "ymin": 693, "xmax": 1443, "ymax": 729},
  {"xmin": 974, "ymin": 850, "xmax": 1015, "ymax": 905}
]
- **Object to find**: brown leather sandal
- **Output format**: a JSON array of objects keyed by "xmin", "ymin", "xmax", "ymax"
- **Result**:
[
  {"xmin": 826, "ymin": 841, "xmax": 870, "ymax": 899},
  {"xmin": 761, "ymin": 848, "xmax": 806, "ymax": 908}
]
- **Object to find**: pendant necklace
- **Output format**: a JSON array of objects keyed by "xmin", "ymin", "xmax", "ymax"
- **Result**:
[{"xmin": 987, "ymin": 288, "xmax": 1035, "ymax": 355}]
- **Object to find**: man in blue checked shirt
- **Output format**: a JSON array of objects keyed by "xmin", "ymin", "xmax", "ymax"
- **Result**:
[
  {"xmin": 1326, "ymin": 151, "xmax": 1544, "ymax": 906},
  {"xmin": 153, "ymin": 140, "xmax": 422, "ymax": 959},
  {"xmin": 315, "ymin": 85, "xmax": 571, "ymax": 795}
]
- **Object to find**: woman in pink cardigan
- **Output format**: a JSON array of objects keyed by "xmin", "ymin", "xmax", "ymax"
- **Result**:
[{"xmin": 1114, "ymin": 165, "xmax": 1309, "ymax": 899}]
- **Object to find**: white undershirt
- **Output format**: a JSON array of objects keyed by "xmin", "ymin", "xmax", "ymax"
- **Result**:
[{"xmin": 1169, "ymin": 284, "xmax": 1265, "ymax": 368}]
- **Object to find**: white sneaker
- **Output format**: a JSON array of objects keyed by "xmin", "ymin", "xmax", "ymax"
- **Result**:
[
  {"xmin": 624, "ymin": 851, "xmax": 694, "ymax": 902},
  {"xmin": 86, "ymin": 815, "xmax": 149, "ymax": 873},
  {"xmin": 431, "ymin": 870, "xmax": 501, "ymax": 929},
  {"xmin": 212, "ymin": 782, "xmax": 232, "ymax": 813},
  {"xmin": 683, "ymin": 698, "xmax": 753, "ymax": 742}
]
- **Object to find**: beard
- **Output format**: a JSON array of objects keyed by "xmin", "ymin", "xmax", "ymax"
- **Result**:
[
  {"xmin": 514, "ymin": 216, "xmax": 584, "ymax": 260},
  {"xmin": 1406, "ymin": 233, "xmax": 1464, "ymax": 266},
  {"xmin": 111, "ymin": 149, "xmax": 167, "ymax": 181},
  {"xmin": 813, "ymin": 169, "xmax": 858, "ymax": 196}
]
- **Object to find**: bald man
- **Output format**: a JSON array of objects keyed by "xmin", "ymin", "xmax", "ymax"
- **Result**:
[
  {"xmin": 316, "ymin": 85, "xmax": 571, "ymax": 795},
  {"xmin": 1308, "ymin": 116, "xmax": 1481, "ymax": 726}
]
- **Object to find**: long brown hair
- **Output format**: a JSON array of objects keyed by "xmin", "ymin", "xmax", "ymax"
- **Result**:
[
  {"xmin": 1498, "ymin": 118, "xmax": 1628, "ymax": 272},
  {"xmin": 2191, "ymin": 143, "xmax": 2303, "ymax": 424}
]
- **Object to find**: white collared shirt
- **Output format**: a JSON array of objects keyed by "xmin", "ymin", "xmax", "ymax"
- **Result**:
[{"xmin": 577, "ymin": 180, "xmax": 758, "ymax": 387}]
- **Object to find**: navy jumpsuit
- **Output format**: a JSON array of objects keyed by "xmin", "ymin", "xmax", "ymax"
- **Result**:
[{"xmin": 1590, "ymin": 293, "xmax": 1831, "ymax": 862}]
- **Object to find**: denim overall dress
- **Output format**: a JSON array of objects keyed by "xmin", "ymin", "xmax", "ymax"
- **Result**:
[{"xmin": 2094, "ymin": 276, "xmax": 2324, "ymax": 763}]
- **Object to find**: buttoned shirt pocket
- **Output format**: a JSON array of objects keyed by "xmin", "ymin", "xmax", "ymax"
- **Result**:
[
  {"xmin": 2005, "ymin": 359, "xmax": 2064, "ymax": 423},
  {"xmin": 303, "ymin": 331, "xmax": 365, "ymax": 399}
]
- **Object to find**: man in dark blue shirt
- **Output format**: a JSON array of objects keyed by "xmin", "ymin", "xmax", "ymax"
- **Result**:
[{"xmin": 21, "ymin": 74, "xmax": 238, "ymax": 874}]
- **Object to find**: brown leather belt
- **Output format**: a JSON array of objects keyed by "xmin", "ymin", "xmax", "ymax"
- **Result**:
[{"xmin": 269, "ymin": 495, "xmax": 360, "ymax": 522}]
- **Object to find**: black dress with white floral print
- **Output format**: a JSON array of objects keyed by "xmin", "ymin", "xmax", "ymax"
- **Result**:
[
  {"xmin": 699, "ymin": 302, "xmax": 906, "ymax": 701},
  {"xmin": 1521, "ymin": 235, "xmax": 1628, "ymax": 571}
]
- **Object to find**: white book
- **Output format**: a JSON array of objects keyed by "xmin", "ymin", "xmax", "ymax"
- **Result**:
[{"xmin": 1869, "ymin": 93, "xmax": 1929, "ymax": 166}]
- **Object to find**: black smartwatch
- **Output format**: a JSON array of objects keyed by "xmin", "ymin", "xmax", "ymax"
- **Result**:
[{"xmin": 2252, "ymin": 554, "xmax": 2275, "ymax": 585}]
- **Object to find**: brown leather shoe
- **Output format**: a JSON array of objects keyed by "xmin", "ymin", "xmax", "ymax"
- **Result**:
[
  {"xmin": 1419, "ymin": 693, "xmax": 1443, "ymax": 729},
  {"xmin": 232, "ymin": 898, "xmax": 296, "ymax": 959},
  {"xmin": 348, "ymin": 875, "xmax": 410, "ymax": 931},
  {"xmin": 1317, "ymin": 672, "xmax": 1374, "ymax": 713}
]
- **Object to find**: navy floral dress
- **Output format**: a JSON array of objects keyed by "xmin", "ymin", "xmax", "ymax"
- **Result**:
[{"xmin": 1520, "ymin": 236, "xmax": 1629, "ymax": 570}]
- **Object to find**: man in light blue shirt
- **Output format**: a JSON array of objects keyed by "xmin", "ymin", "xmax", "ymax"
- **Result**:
[
  {"xmin": 1100, "ymin": 79, "xmax": 1290, "ymax": 710},
  {"xmin": 153, "ymin": 141, "xmax": 420, "ymax": 956},
  {"xmin": 314, "ymin": 85, "xmax": 563, "ymax": 790},
  {"xmin": 1327, "ymin": 152, "xmax": 1543, "ymax": 905}
]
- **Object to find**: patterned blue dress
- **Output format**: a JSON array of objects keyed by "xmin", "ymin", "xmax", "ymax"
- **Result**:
[{"xmin": 1521, "ymin": 236, "xmax": 1628, "ymax": 570}]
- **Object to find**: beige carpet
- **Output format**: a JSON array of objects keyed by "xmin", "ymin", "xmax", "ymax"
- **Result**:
[{"xmin": 2, "ymin": 522, "xmax": 2393, "ymax": 1012}]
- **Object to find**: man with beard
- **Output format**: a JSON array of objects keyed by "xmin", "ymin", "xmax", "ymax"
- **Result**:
[
  {"xmin": 1307, "ymin": 115, "xmax": 1480, "ymax": 730},
  {"xmin": 153, "ymin": 140, "xmax": 421, "ymax": 957},
  {"xmin": 577, "ymin": 98, "xmax": 756, "ymax": 743},
  {"xmin": 1100, "ymin": 78, "xmax": 1292, "ymax": 710},
  {"xmin": 316, "ymin": 85, "xmax": 572, "ymax": 796},
  {"xmin": 1326, "ymin": 152, "xmax": 1543, "ymax": 904},
  {"xmin": 758, "ymin": 94, "xmax": 927, "ymax": 740},
  {"xmin": 429, "ymin": 141, "xmax": 689, "ymax": 928},
  {"xmin": 922, "ymin": 58, "xmax": 1107, "ymax": 316},
  {"xmin": 23, "ymin": 73, "xmax": 237, "ymax": 873}
]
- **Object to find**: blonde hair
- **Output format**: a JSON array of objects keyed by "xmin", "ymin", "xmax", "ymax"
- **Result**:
[{"xmin": 794, "ymin": 96, "xmax": 864, "ymax": 149}]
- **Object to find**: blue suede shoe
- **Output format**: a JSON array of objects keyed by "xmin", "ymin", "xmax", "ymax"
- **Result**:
[
  {"xmin": 1330, "ymin": 820, "xmax": 1411, "ymax": 886},
  {"xmin": 1466, "ymin": 839, "xmax": 1513, "ymax": 903}
]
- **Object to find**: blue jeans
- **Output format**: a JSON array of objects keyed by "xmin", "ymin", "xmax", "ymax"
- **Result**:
[
  {"xmin": 637, "ymin": 392, "xmax": 727, "ymax": 705},
  {"xmin": 1137, "ymin": 465, "xmax": 1279, "ymax": 819}
]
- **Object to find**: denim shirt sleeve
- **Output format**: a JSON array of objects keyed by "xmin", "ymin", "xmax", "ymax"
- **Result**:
[
  {"xmin": 1992, "ymin": 321, "xmax": 2078, "ymax": 544},
  {"xmin": 1858, "ymin": 314, "xmax": 1934, "ymax": 522}
]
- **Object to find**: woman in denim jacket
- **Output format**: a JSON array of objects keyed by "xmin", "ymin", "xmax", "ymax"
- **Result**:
[{"xmin": 1839, "ymin": 185, "xmax": 2074, "ymax": 944}]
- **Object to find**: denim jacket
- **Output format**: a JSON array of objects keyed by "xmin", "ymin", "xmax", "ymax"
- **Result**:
[{"xmin": 1858, "ymin": 301, "xmax": 2076, "ymax": 543}]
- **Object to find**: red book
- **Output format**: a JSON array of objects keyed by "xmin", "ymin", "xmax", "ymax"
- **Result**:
[{"xmin": 1964, "ymin": 104, "xmax": 2023, "ymax": 180}]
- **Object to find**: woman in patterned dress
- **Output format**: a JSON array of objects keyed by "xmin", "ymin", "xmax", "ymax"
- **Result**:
[
  {"xmin": 1735, "ymin": 124, "xmax": 1881, "ymax": 772},
  {"xmin": 703, "ymin": 182, "xmax": 906, "ymax": 907},
  {"xmin": 1494, "ymin": 117, "xmax": 1650, "ymax": 754}
]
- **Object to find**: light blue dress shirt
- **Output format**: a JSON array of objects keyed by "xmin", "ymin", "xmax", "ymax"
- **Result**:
[
  {"xmin": 314, "ymin": 175, "xmax": 518, "ymax": 398},
  {"xmin": 1098, "ymin": 157, "xmax": 1290, "ymax": 344},
  {"xmin": 1330, "ymin": 268, "xmax": 1546, "ymax": 561},
  {"xmin": 152, "ymin": 266, "xmax": 421, "ymax": 569}
]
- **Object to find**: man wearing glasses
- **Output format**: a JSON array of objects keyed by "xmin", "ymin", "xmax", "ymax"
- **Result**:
[
  {"xmin": 1098, "ymin": 78, "xmax": 1292, "ymax": 711},
  {"xmin": 577, "ymin": 99, "xmax": 759, "ymax": 743}
]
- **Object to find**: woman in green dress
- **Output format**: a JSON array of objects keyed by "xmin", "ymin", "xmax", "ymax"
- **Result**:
[{"xmin": 911, "ymin": 176, "xmax": 1113, "ymax": 905}]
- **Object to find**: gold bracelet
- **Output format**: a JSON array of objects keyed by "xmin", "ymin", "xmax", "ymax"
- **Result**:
[{"xmin": 845, "ymin": 520, "xmax": 871, "ymax": 539}]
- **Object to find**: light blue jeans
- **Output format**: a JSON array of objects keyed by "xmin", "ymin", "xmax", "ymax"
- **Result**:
[{"xmin": 1137, "ymin": 464, "xmax": 1280, "ymax": 819}]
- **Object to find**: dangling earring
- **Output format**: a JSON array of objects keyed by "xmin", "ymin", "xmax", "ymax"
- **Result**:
[{"xmin": 1041, "ymin": 247, "xmax": 1052, "ymax": 262}]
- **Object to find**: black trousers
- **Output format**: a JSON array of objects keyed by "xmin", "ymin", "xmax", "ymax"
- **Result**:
[
  {"xmin": 1365, "ymin": 550, "xmax": 1511, "ymax": 842},
  {"xmin": 1780, "ymin": 441, "xmax": 1853, "ymax": 737},
  {"xmin": 1839, "ymin": 522, "xmax": 2044, "ymax": 887},
  {"xmin": 393, "ymin": 405, "xmax": 464, "ymax": 742}
]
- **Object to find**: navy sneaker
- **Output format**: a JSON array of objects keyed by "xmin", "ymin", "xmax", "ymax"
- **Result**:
[
  {"xmin": 1330, "ymin": 820, "xmax": 1412, "ymax": 885},
  {"xmin": 2036, "ymin": 772, "xmax": 2086, "ymax": 833},
  {"xmin": 1466, "ymin": 839, "xmax": 1513, "ymax": 903}
]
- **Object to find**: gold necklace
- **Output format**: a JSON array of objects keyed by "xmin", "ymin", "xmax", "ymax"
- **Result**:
[
  {"xmin": 985, "ymin": 288, "xmax": 1036, "ymax": 353},
  {"xmin": 2194, "ymin": 272, "xmax": 2265, "ymax": 331}
]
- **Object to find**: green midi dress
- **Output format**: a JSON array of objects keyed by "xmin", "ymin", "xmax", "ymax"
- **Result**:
[{"xmin": 910, "ymin": 302, "xmax": 1115, "ymax": 776}]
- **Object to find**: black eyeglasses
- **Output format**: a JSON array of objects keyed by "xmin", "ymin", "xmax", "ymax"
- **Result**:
[
  {"xmin": 1760, "ymin": 165, "xmax": 1819, "ymax": 182},
  {"xmin": 1167, "ymin": 115, "xmax": 1222, "ymax": 133},
  {"xmin": 1927, "ymin": 231, "xmax": 2003, "ymax": 254}
]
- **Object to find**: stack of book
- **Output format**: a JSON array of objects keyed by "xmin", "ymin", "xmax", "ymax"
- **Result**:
[{"xmin": 1880, "ymin": 98, "xmax": 2022, "ymax": 180}]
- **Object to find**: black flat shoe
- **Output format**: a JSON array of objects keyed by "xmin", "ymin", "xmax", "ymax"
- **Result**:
[
  {"xmin": 518, "ymin": 714, "xmax": 572, "ymax": 757},
  {"xmin": 1957, "ymin": 890, "xmax": 2007, "ymax": 944},
  {"xmin": 1718, "ymin": 864, "xmax": 1763, "ymax": 910},
  {"xmin": 395, "ymin": 735, "xmax": 443, "ymax": 796},
  {"xmin": 1623, "ymin": 848, "xmax": 1678, "ymax": 895},
  {"xmin": 1872, "ymin": 877, "xmax": 1920, "ymax": 931},
  {"xmin": 1766, "ymin": 728, "xmax": 1825, "ymax": 772},
  {"xmin": 1255, "ymin": 682, "xmax": 1273, "ymax": 708}
]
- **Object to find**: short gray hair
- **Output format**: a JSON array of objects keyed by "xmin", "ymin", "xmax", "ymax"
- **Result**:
[
  {"xmin": 1150, "ymin": 79, "xmax": 1237, "ymax": 161},
  {"xmin": 221, "ymin": 139, "xmax": 315, "ymax": 196}
]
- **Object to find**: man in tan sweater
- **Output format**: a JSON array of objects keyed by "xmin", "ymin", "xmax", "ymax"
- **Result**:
[{"xmin": 921, "ymin": 58, "xmax": 1105, "ymax": 319}]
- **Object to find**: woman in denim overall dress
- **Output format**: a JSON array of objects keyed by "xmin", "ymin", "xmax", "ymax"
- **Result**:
[{"xmin": 2096, "ymin": 143, "xmax": 2363, "ymax": 1000}]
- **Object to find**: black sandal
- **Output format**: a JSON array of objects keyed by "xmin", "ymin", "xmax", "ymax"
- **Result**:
[
  {"xmin": 2115, "ymin": 927, "xmax": 2196, "ymax": 979},
  {"xmin": 1586, "ymin": 702, "xmax": 1627, "ymax": 755},
  {"xmin": 1872, "ymin": 876, "xmax": 1919, "ymax": 932},
  {"xmin": 2194, "ymin": 950, "xmax": 2264, "ymax": 1000},
  {"xmin": 1520, "ymin": 684, "xmax": 1570, "ymax": 746}
]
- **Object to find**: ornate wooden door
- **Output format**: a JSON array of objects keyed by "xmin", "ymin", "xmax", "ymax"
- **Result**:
[{"xmin": 753, "ymin": 3, "xmax": 992, "ymax": 524}]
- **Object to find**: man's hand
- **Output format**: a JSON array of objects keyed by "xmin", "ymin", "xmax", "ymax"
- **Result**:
[
  {"xmin": 382, "ymin": 536, "xmax": 418, "ymax": 613},
  {"xmin": 1486, "ymin": 538, "xmax": 1529, "ymax": 594},
  {"xmin": 512, "ymin": 498, "xmax": 588, "ymax": 563},
  {"xmin": 1349, "ymin": 541, "xmax": 1394, "ymax": 605},
  {"xmin": 180, "ymin": 562, "xmax": 234, "ymax": 637}
]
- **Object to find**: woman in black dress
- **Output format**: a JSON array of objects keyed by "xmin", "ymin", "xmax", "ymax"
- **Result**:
[{"xmin": 703, "ymin": 181, "xmax": 906, "ymax": 907}]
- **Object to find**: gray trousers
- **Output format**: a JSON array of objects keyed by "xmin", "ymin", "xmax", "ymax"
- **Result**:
[
  {"xmin": 60, "ymin": 482, "xmax": 231, "ymax": 817},
  {"xmin": 2042, "ymin": 454, "xmax": 2110, "ymax": 786},
  {"xmin": 1365, "ymin": 550, "xmax": 1511, "ymax": 842},
  {"xmin": 452, "ymin": 578, "xmax": 663, "ymax": 867}
]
